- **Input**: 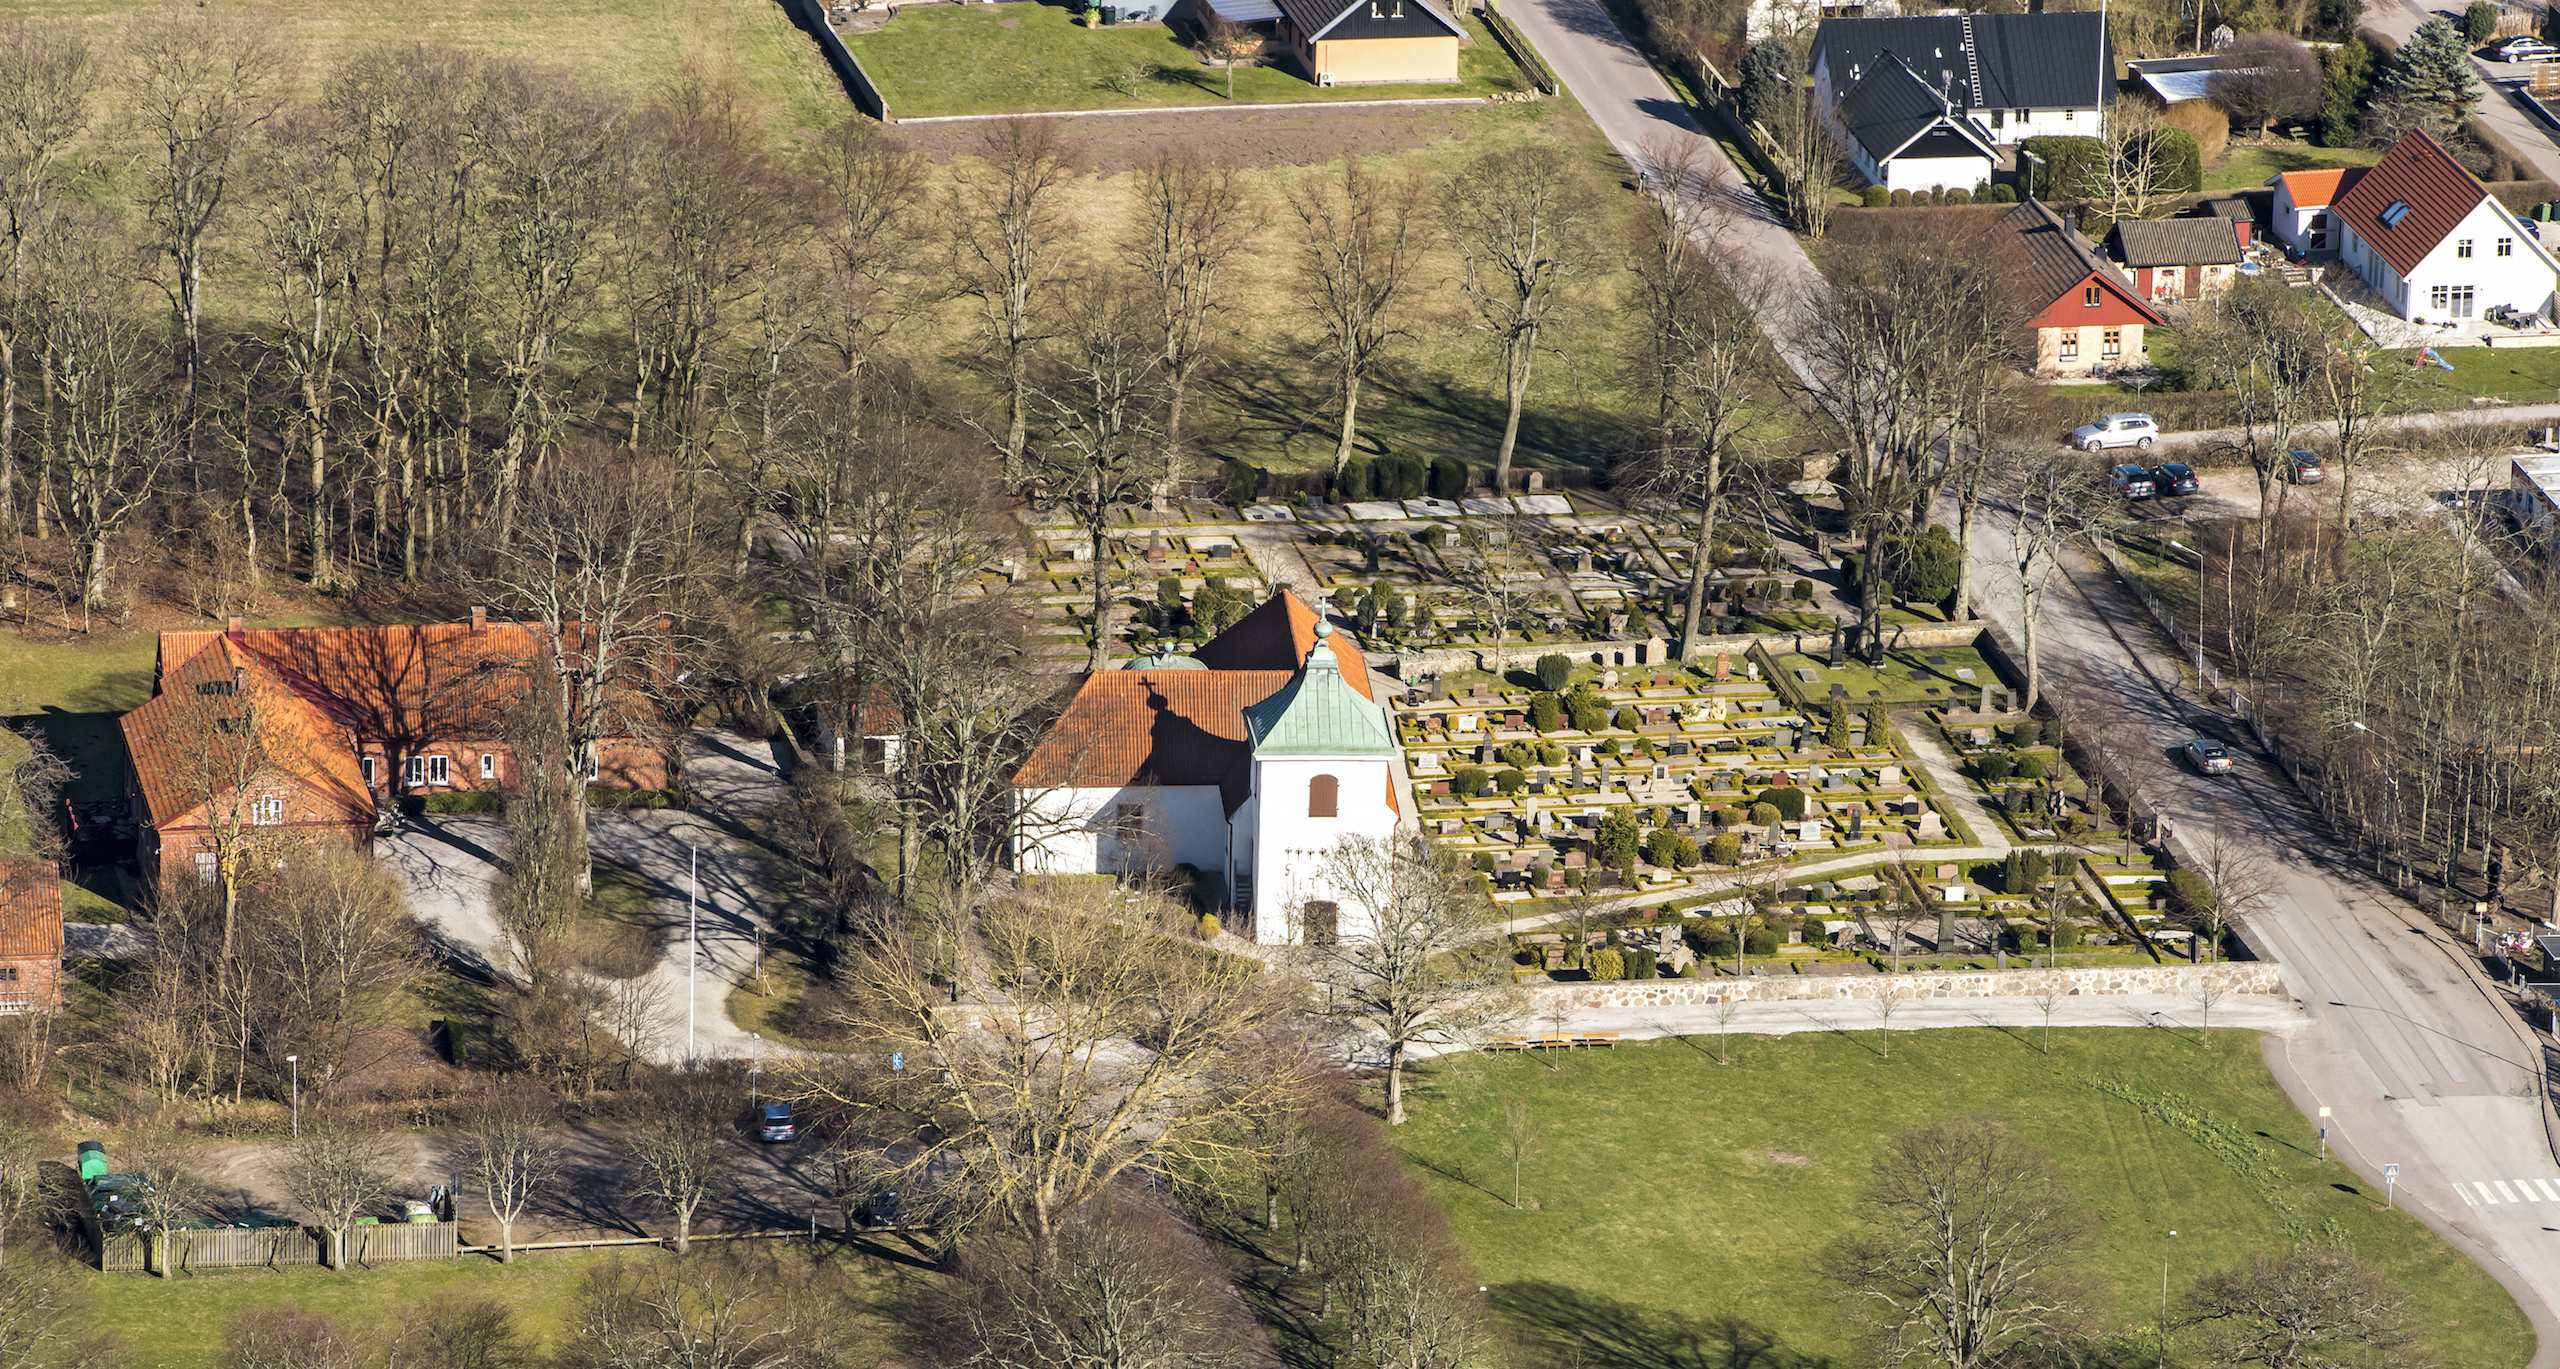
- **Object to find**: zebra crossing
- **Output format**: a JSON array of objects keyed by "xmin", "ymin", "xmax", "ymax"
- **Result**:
[{"xmin": 2455, "ymin": 1178, "xmax": 2560, "ymax": 1206}]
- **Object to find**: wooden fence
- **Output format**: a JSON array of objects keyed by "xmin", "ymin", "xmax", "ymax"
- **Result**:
[{"xmin": 92, "ymin": 1221, "xmax": 458, "ymax": 1274}]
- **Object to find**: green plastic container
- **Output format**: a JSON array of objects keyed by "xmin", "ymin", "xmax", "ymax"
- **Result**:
[
  {"xmin": 353, "ymin": 1215, "xmax": 380, "ymax": 1226},
  {"xmin": 75, "ymin": 1142, "xmax": 105, "ymax": 1185}
]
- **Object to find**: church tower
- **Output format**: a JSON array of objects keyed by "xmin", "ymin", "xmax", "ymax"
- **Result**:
[{"xmin": 1235, "ymin": 621, "xmax": 1399, "ymax": 943}]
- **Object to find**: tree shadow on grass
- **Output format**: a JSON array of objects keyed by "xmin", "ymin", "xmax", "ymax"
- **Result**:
[{"xmin": 1491, "ymin": 1280, "xmax": 1836, "ymax": 1369}]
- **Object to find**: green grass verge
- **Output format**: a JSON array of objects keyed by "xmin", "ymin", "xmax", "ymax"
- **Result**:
[
  {"xmin": 2397, "ymin": 342, "xmax": 2560, "ymax": 402},
  {"xmin": 2201, "ymin": 141, "xmax": 2386, "ymax": 193},
  {"xmin": 843, "ymin": 4, "xmax": 1524, "ymax": 117},
  {"xmin": 1395, "ymin": 1028, "xmax": 2532, "ymax": 1368},
  {"xmin": 1767, "ymin": 645, "xmax": 2003, "ymax": 708}
]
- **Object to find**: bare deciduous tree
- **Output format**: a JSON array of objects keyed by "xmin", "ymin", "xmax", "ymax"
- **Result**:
[
  {"xmin": 1290, "ymin": 157, "xmax": 1424, "ymax": 479},
  {"xmin": 2184, "ymin": 1246, "xmax": 2416, "ymax": 1369},
  {"xmin": 1126, "ymin": 151, "xmax": 1256, "ymax": 498},
  {"xmin": 125, "ymin": 1132, "xmax": 209, "ymax": 1281},
  {"xmin": 1500, "ymin": 1095, "xmax": 1539, "ymax": 1210},
  {"xmin": 1197, "ymin": 14, "xmax": 1263, "ymax": 99},
  {"xmin": 619, "ymin": 1065, "xmax": 736, "ymax": 1254},
  {"xmin": 281, "ymin": 1124, "xmax": 397, "ymax": 1269},
  {"xmin": 938, "ymin": 1197, "xmax": 1261, "ymax": 1369},
  {"xmin": 1444, "ymin": 145, "xmax": 1598, "ymax": 496},
  {"xmin": 949, "ymin": 118, "xmax": 1078, "ymax": 484},
  {"xmin": 1825, "ymin": 1116, "xmax": 2090, "ymax": 1368},
  {"xmin": 1303, "ymin": 835, "xmax": 1525, "ymax": 1125},
  {"xmin": 460, "ymin": 1082, "xmax": 564, "ymax": 1264},
  {"xmin": 0, "ymin": 19, "xmax": 99, "ymax": 602},
  {"xmin": 2211, "ymin": 32, "xmax": 2324, "ymax": 136},
  {"xmin": 1019, "ymin": 273, "xmax": 1163, "ymax": 672}
]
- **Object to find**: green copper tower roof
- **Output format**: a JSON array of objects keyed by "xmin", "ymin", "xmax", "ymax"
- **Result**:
[{"xmin": 1243, "ymin": 623, "xmax": 1396, "ymax": 757}]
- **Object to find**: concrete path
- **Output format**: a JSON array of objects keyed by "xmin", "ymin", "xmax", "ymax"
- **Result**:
[
  {"xmin": 379, "ymin": 730, "xmax": 798, "ymax": 1065},
  {"xmin": 1949, "ymin": 482, "xmax": 2560, "ymax": 1369}
]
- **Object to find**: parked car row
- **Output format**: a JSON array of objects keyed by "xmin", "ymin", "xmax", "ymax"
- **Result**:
[{"xmin": 2110, "ymin": 461, "xmax": 2198, "ymax": 500}]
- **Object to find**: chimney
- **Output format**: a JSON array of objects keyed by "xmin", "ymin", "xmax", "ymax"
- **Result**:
[
  {"xmin": 470, "ymin": 605, "xmax": 488, "ymax": 636},
  {"xmin": 2065, "ymin": 209, "xmax": 2079, "ymax": 237},
  {"xmin": 226, "ymin": 616, "xmax": 242, "ymax": 637}
]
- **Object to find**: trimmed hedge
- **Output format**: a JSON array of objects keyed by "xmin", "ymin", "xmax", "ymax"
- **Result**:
[{"xmin": 588, "ymin": 787, "xmax": 690, "ymax": 810}]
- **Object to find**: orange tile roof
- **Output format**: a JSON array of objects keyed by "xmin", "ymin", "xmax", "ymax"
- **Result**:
[
  {"xmin": 0, "ymin": 861, "xmax": 60, "ymax": 961},
  {"xmin": 1189, "ymin": 591, "xmax": 1375, "ymax": 698},
  {"xmin": 2331, "ymin": 129, "xmax": 2486, "ymax": 281},
  {"xmin": 2275, "ymin": 167, "xmax": 2355, "ymax": 210},
  {"xmin": 120, "ymin": 638, "xmax": 375, "ymax": 833},
  {"xmin": 1013, "ymin": 670, "xmax": 1286, "ymax": 809},
  {"xmin": 155, "ymin": 621, "xmax": 577, "ymax": 745}
]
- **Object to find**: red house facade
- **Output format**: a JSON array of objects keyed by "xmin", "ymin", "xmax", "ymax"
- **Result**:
[{"xmin": 1989, "ymin": 200, "xmax": 2168, "ymax": 377}]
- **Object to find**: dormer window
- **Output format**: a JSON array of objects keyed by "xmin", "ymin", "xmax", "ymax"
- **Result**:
[{"xmin": 2380, "ymin": 200, "xmax": 2411, "ymax": 227}]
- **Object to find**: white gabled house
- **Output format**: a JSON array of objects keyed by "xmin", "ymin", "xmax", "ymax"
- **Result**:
[
  {"xmin": 2331, "ymin": 128, "xmax": 2560, "ymax": 323},
  {"xmin": 1831, "ymin": 56, "xmax": 1998, "ymax": 193},
  {"xmin": 1808, "ymin": 10, "xmax": 2110, "ymax": 188}
]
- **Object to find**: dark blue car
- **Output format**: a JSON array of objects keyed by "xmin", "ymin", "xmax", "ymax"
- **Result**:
[{"xmin": 2148, "ymin": 462, "xmax": 2198, "ymax": 496}]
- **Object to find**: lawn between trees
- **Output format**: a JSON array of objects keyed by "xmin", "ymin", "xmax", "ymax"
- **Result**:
[{"xmin": 1394, "ymin": 1026, "xmax": 2531, "ymax": 1367}]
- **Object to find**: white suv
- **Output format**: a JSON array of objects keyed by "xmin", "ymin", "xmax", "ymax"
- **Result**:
[{"xmin": 2069, "ymin": 413, "xmax": 2160, "ymax": 452}]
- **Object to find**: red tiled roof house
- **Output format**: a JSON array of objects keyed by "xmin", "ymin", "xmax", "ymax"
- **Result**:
[
  {"xmin": 2331, "ymin": 129, "xmax": 2560, "ymax": 323},
  {"xmin": 1984, "ymin": 200, "xmax": 2167, "ymax": 377},
  {"xmin": 0, "ymin": 865, "xmax": 61, "ymax": 1012},
  {"xmin": 120, "ymin": 612, "xmax": 669, "ymax": 884},
  {"xmin": 2269, "ymin": 167, "xmax": 2367, "ymax": 256},
  {"xmin": 1011, "ymin": 591, "xmax": 1402, "ymax": 944}
]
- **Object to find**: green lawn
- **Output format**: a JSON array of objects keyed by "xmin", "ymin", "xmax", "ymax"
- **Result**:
[
  {"xmin": 2399, "ymin": 344, "xmax": 2560, "ymax": 403},
  {"xmin": 1395, "ymin": 1028, "xmax": 2532, "ymax": 1368},
  {"xmin": 1767, "ymin": 645, "xmax": 2005, "ymax": 707},
  {"xmin": 842, "ymin": 4, "xmax": 1526, "ymax": 118},
  {"xmin": 2201, "ymin": 141, "xmax": 2386, "ymax": 193}
]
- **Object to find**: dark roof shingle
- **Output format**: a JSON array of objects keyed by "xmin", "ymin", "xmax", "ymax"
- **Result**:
[
  {"xmin": 1989, "ymin": 200, "xmax": 2162, "ymax": 323},
  {"xmin": 1835, "ymin": 56, "xmax": 1993, "ymax": 162},
  {"xmin": 1812, "ymin": 12, "xmax": 2111, "ymax": 112},
  {"xmin": 2108, "ymin": 218, "xmax": 2244, "ymax": 267}
]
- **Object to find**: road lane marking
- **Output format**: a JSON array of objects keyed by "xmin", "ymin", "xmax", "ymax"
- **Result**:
[
  {"xmin": 2494, "ymin": 1180, "xmax": 2523, "ymax": 1203},
  {"xmin": 2536, "ymin": 1180, "xmax": 2560, "ymax": 1202},
  {"xmin": 2515, "ymin": 1180, "xmax": 2545, "ymax": 1201},
  {"xmin": 2477, "ymin": 1182, "xmax": 2502, "ymax": 1203},
  {"xmin": 2458, "ymin": 1185, "xmax": 2476, "ymax": 1206}
]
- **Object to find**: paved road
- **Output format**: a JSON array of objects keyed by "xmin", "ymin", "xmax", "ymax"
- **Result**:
[
  {"xmin": 381, "ymin": 730, "xmax": 796, "ymax": 1064},
  {"xmin": 2365, "ymin": 0, "xmax": 2560, "ymax": 186},
  {"xmin": 1499, "ymin": 0, "xmax": 1826, "ymax": 385},
  {"xmin": 1954, "ymin": 487, "xmax": 2560, "ymax": 1366}
]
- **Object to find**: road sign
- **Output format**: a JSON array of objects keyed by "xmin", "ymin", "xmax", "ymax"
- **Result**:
[
  {"xmin": 2385, "ymin": 1163, "xmax": 2400, "ymax": 1209},
  {"xmin": 2318, "ymin": 1106, "xmax": 2331, "ymax": 1159},
  {"xmin": 892, "ymin": 1052, "xmax": 905, "ymax": 1072}
]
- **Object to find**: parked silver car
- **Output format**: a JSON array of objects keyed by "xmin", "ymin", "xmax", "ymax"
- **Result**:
[
  {"xmin": 2070, "ymin": 413, "xmax": 2160, "ymax": 452},
  {"xmin": 2183, "ymin": 738, "xmax": 2233, "ymax": 775}
]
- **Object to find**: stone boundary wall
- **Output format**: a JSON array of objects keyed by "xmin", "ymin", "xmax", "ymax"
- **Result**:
[
  {"xmin": 1379, "ymin": 622, "xmax": 1994, "ymax": 681},
  {"xmin": 1528, "ymin": 960, "xmax": 2284, "ymax": 1010}
]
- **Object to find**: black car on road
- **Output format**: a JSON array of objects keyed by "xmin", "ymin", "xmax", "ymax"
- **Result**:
[
  {"xmin": 2111, "ymin": 465, "xmax": 2156, "ymax": 499},
  {"xmin": 2148, "ymin": 462, "xmax": 2198, "ymax": 496}
]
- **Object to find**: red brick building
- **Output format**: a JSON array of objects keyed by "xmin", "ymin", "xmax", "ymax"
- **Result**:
[
  {"xmin": 0, "ymin": 864, "xmax": 63, "ymax": 1011},
  {"xmin": 120, "ymin": 612, "xmax": 668, "ymax": 883}
]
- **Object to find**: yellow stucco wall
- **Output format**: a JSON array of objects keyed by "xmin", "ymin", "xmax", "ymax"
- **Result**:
[{"xmin": 1310, "ymin": 35, "xmax": 1459, "ymax": 83}]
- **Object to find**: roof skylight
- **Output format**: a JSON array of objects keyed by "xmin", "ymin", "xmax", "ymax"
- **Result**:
[{"xmin": 2380, "ymin": 200, "xmax": 2411, "ymax": 227}]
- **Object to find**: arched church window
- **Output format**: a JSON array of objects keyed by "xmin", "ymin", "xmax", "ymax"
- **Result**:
[{"xmin": 1308, "ymin": 774, "xmax": 1338, "ymax": 817}]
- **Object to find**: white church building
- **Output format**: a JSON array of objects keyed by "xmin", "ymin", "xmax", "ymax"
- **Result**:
[{"xmin": 1010, "ymin": 591, "xmax": 1404, "ymax": 944}]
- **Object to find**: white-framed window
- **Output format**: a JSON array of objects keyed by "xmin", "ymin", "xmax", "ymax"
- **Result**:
[
  {"xmin": 2500, "ymin": 237, "xmax": 2515, "ymax": 256},
  {"xmin": 194, "ymin": 851, "xmax": 218, "ymax": 884},
  {"xmin": 404, "ymin": 755, "xmax": 425, "ymax": 786},
  {"xmin": 480, "ymin": 754, "xmax": 496, "ymax": 780},
  {"xmin": 251, "ymin": 796, "xmax": 283, "ymax": 826},
  {"xmin": 2059, "ymin": 332, "xmax": 2079, "ymax": 361},
  {"xmin": 360, "ymin": 756, "xmax": 377, "ymax": 787},
  {"xmin": 426, "ymin": 755, "xmax": 450, "ymax": 786},
  {"xmin": 2101, "ymin": 328, "xmax": 2122, "ymax": 359},
  {"xmin": 2458, "ymin": 238, "xmax": 2474, "ymax": 258},
  {"xmin": 2430, "ymin": 284, "xmax": 2477, "ymax": 317}
]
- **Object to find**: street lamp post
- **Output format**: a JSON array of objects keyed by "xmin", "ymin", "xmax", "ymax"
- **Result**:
[
  {"xmin": 2158, "ymin": 1229, "xmax": 2178, "ymax": 1369},
  {"xmin": 287, "ymin": 1055, "xmax": 300, "ymax": 1138}
]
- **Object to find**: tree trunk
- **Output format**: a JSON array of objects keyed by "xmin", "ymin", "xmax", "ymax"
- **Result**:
[
  {"xmin": 1492, "ymin": 334, "xmax": 1535, "ymax": 496},
  {"xmin": 1332, "ymin": 372, "xmax": 1364, "ymax": 478},
  {"xmin": 2021, "ymin": 585, "xmax": 2043, "ymax": 716},
  {"xmin": 1385, "ymin": 1039, "xmax": 1408, "ymax": 1124},
  {"xmin": 1678, "ymin": 487, "xmax": 1719, "ymax": 661},
  {"xmin": 1087, "ymin": 519, "xmax": 1111, "ymax": 672}
]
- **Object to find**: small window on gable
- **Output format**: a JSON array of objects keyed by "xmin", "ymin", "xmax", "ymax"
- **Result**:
[
  {"xmin": 1370, "ymin": 1, "xmax": 1381, "ymax": 14},
  {"xmin": 2458, "ymin": 238, "xmax": 2473, "ymax": 258},
  {"xmin": 251, "ymin": 796, "xmax": 283, "ymax": 826},
  {"xmin": 2083, "ymin": 284, "xmax": 2101, "ymax": 307},
  {"xmin": 1309, "ymin": 773, "xmax": 1339, "ymax": 818},
  {"xmin": 480, "ymin": 753, "xmax": 497, "ymax": 780},
  {"xmin": 2379, "ymin": 200, "xmax": 2410, "ymax": 228},
  {"xmin": 1392, "ymin": 0, "xmax": 1402, "ymax": 13},
  {"xmin": 2500, "ymin": 237, "xmax": 2516, "ymax": 256}
]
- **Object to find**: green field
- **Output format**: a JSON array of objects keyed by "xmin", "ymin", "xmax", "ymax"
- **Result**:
[
  {"xmin": 2201, "ymin": 141, "xmax": 2386, "ymax": 193},
  {"xmin": 16, "ymin": 0, "xmax": 843, "ymax": 137},
  {"xmin": 1767, "ymin": 644, "xmax": 2005, "ymax": 707},
  {"xmin": 1394, "ymin": 1028, "xmax": 2531, "ymax": 1368},
  {"xmin": 842, "ymin": 3, "xmax": 1525, "ymax": 118}
]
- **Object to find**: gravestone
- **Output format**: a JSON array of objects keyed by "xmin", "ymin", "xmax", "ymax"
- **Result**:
[
  {"xmin": 1653, "ymin": 763, "xmax": 1670, "ymax": 781},
  {"xmin": 1601, "ymin": 668, "xmax": 1620, "ymax": 688},
  {"xmin": 1796, "ymin": 667, "xmax": 1821, "ymax": 684},
  {"xmin": 1527, "ymin": 470, "xmax": 1545, "ymax": 491},
  {"xmin": 1877, "ymin": 763, "xmax": 1902, "ymax": 788},
  {"xmin": 1715, "ymin": 652, "xmax": 1732, "ymax": 681},
  {"xmin": 1570, "ymin": 761, "xmax": 1584, "ymax": 785},
  {"xmin": 1643, "ymin": 635, "xmax": 1667, "ymax": 665},
  {"xmin": 1796, "ymin": 819, "xmax": 1823, "ymax": 844},
  {"xmin": 1914, "ymin": 811, "xmax": 1946, "ymax": 840},
  {"xmin": 1850, "ymin": 809, "xmax": 1862, "ymax": 838},
  {"xmin": 1454, "ymin": 713, "xmax": 1480, "ymax": 733},
  {"xmin": 1686, "ymin": 801, "xmax": 1704, "ymax": 826},
  {"xmin": 1608, "ymin": 613, "xmax": 1630, "ymax": 636},
  {"xmin": 1828, "ymin": 624, "xmax": 1846, "ymax": 669},
  {"xmin": 1479, "ymin": 742, "xmax": 1496, "ymax": 764},
  {"xmin": 1576, "ymin": 549, "xmax": 1593, "ymax": 574},
  {"xmin": 1935, "ymin": 865, "xmax": 1958, "ymax": 880}
]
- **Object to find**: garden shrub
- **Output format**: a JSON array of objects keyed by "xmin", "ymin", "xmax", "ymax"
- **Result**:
[
  {"xmin": 1910, "ymin": 189, "xmax": 1933, "ymax": 207},
  {"xmin": 2042, "ymin": 717, "xmax": 2064, "ymax": 746},
  {"xmin": 2019, "ymin": 135, "xmax": 2106, "ymax": 198},
  {"xmin": 1625, "ymin": 947, "xmax": 1658, "ymax": 980},
  {"xmin": 421, "ymin": 791, "xmax": 503, "ymax": 814},
  {"xmin": 1985, "ymin": 183, "xmax": 2017, "ymax": 202},
  {"xmin": 1823, "ymin": 705, "xmax": 1851, "ymax": 748},
  {"xmin": 1429, "ymin": 455, "xmax": 1469, "ymax": 499},
  {"xmin": 1695, "ymin": 928, "xmax": 1738, "ymax": 959},
  {"xmin": 2018, "ymin": 754, "xmax": 2048, "ymax": 780},
  {"xmin": 2465, "ymin": 0, "xmax": 2496, "ymax": 41},
  {"xmin": 1645, "ymin": 829, "xmax": 1699, "ymax": 869},
  {"xmin": 1221, "ymin": 458, "xmax": 1258, "ymax": 504},
  {"xmin": 1589, "ymin": 947, "xmax": 1626, "ymax": 981},
  {"xmin": 1535, "ymin": 653, "xmax": 1573, "ymax": 691},
  {"xmin": 1597, "ymin": 738, "xmax": 1622, "ymax": 758},
  {"xmin": 1598, "ymin": 810, "xmax": 1642, "ymax": 867},
  {"xmin": 2002, "ymin": 851, "xmax": 2029, "ymax": 895},
  {"xmin": 1889, "ymin": 188, "xmax": 1910, "ymax": 207},
  {"xmin": 1452, "ymin": 766, "xmax": 1489, "ymax": 796},
  {"xmin": 585, "ymin": 788, "xmax": 685, "ymax": 811},
  {"xmin": 1496, "ymin": 768, "xmax": 1527, "ymax": 797},
  {"xmin": 2051, "ymin": 919, "xmax": 2081, "ymax": 950},
  {"xmin": 2168, "ymin": 867, "xmax": 2216, "ymax": 920},
  {"xmin": 1863, "ymin": 185, "xmax": 1891, "ymax": 207},
  {"xmin": 1749, "ymin": 802, "xmax": 1781, "ymax": 826},
  {"xmin": 1708, "ymin": 834, "xmax": 1742, "ymax": 865},
  {"xmin": 1713, "ymin": 805, "xmax": 1747, "ymax": 826},
  {"xmin": 1381, "ymin": 454, "xmax": 1426, "ymax": 499},
  {"xmin": 1567, "ymin": 690, "xmax": 1611, "ymax": 732},
  {"xmin": 1790, "ymin": 578, "xmax": 1815, "ymax": 600},
  {"xmin": 1754, "ymin": 786, "xmax": 1807, "ymax": 821},
  {"xmin": 1339, "ymin": 456, "xmax": 1372, "ymax": 500},
  {"xmin": 2148, "ymin": 127, "xmax": 2202, "ymax": 194},
  {"xmin": 1531, "ymin": 693, "xmax": 1562, "ymax": 732},
  {"xmin": 1535, "ymin": 740, "xmax": 1565, "ymax": 767},
  {"xmin": 1745, "ymin": 928, "xmax": 1780, "ymax": 957},
  {"xmin": 1978, "ymin": 753, "xmax": 2014, "ymax": 782},
  {"xmin": 1944, "ymin": 187, "xmax": 1971, "ymax": 204},
  {"xmin": 1474, "ymin": 852, "xmax": 1498, "ymax": 874}
]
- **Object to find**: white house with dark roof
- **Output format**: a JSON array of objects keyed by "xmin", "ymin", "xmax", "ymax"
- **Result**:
[
  {"xmin": 2330, "ymin": 128, "xmax": 2560, "ymax": 323},
  {"xmin": 1831, "ymin": 55, "xmax": 1998, "ymax": 193},
  {"xmin": 1810, "ymin": 9, "xmax": 2111, "ymax": 185},
  {"xmin": 1262, "ymin": 0, "xmax": 1464, "ymax": 85},
  {"xmin": 1010, "ymin": 591, "xmax": 1403, "ymax": 943}
]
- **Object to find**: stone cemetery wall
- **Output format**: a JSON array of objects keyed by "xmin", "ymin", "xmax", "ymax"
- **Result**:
[
  {"xmin": 1384, "ymin": 622, "xmax": 1995, "ymax": 680},
  {"xmin": 1528, "ymin": 960, "xmax": 2285, "ymax": 1011}
]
